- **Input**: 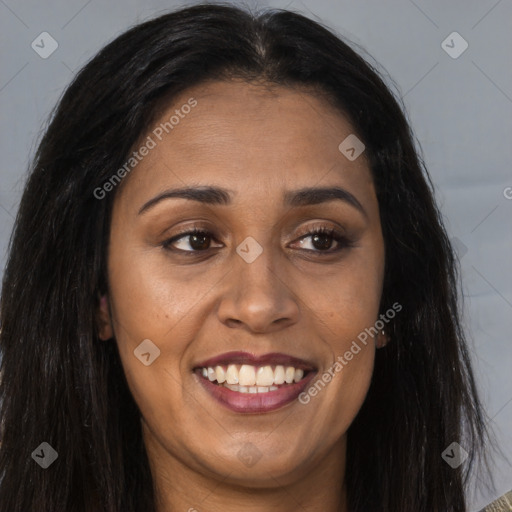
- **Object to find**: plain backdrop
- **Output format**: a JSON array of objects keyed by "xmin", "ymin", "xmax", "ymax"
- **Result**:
[{"xmin": 0, "ymin": 0, "xmax": 511, "ymax": 509}]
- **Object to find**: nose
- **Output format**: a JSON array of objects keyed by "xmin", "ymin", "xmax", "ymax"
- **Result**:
[{"xmin": 216, "ymin": 248, "xmax": 300, "ymax": 333}]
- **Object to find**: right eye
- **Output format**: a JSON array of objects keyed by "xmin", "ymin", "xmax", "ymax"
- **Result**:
[{"xmin": 162, "ymin": 228, "xmax": 223, "ymax": 254}]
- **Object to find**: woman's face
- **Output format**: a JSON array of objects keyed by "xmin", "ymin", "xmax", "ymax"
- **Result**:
[{"xmin": 99, "ymin": 79, "xmax": 385, "ymax": 489}]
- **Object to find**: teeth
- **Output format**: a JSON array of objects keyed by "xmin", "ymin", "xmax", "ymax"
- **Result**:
[
  {"xmin": 200, "ymin": 364, "xmax": 309, "ymax": 388},
  {"xmin": 215, "ymin": 365, "xmax": 226, "ymax": 384},
  {"xmin": 226, "ymin": 364, "xmax": 239, "ymax": 385},
  {"xmin": 224, "ymin": 383, "xmax": 280, "ymax": 393},
  {"xmin": 256, "ymin": 366, "xmax": 274, "ymax": 386},
  {"xmin": 285, "ymin": 366, "xmax": 295, "ymax": 384},
  {"xmin": 239, "ymin": 365, "xmax": 256, "ymax": 386},
  {"xmin": 274, "ymin": 365, "xmax": 285, "ymax": 384}
]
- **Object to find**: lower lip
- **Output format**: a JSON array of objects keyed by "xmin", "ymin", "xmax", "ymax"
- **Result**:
[{"xmin": 195, "ymin": 370, "xmax": 317, "ymax": 413}]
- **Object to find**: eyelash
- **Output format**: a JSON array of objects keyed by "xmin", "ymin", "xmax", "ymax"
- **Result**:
[{"xmin": 162, "ymin": 225, "xmax": 354, "ymax": 256}]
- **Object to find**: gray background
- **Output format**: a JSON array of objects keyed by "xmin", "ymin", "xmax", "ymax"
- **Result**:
[{"xmin": 1, "ymin": 0, "xmax": 511, "ymax": 509}]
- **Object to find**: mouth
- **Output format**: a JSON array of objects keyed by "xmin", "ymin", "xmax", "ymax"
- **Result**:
[{"xmin": 193, "ymin": 351, "xmax": 318, "ymax": 413}]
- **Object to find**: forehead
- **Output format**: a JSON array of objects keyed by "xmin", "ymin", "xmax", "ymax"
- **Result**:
[{"xmin": 116, "ymin": 79, "xmax": 374, "ymax": 210}]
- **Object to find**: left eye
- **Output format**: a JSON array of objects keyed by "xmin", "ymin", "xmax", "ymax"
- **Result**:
[{"xmin": 295, "ymin": 227, "xmax": 351, "ymax": 253}]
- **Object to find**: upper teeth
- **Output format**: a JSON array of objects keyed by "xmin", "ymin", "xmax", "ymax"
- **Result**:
[{"xmin": 201, "ymin": 364, "xmax": 305, "ymax": 386}]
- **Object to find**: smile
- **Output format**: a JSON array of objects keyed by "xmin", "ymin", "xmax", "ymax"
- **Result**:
[{"xmin": 194, "ymin": 352, "xmax": 317, "ymax": 413}]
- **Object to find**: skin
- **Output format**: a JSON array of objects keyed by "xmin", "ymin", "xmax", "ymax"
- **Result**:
[{"xmin": 98, "ymin": 79, "xmax": 387, "ymax": 512}]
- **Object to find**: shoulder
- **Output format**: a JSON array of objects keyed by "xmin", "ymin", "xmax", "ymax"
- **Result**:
[{"xmin": 480, "ymin": 490, "xmax": 512, "ymax": 511}]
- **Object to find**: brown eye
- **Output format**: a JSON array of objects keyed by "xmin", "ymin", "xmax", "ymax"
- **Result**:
[
  {"xmin": 310, "ymin": 232, "xmax": 335, "ymax": 251},
  {"xmin": 163, "ymin": 229, "xmax": 221, "ymax": 253},
  {"xmin": 296, "ymin": 227, "xmax": 352, "ymax": 254}
]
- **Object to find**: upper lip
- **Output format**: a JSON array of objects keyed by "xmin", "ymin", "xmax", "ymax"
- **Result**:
[{"xmin": 194, "ymin": 351, "xmax": 317, "ymax": 371}]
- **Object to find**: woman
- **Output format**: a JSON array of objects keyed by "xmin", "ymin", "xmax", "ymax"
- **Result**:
[{"xmin": 0, "ymin": 3, "xmax": 496, "ymax": 511}]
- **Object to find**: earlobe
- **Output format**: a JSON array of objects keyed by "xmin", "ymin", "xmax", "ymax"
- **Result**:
[
  {"xmin": 97, "ymin": 294, "xmax": 114, "ymax": 340},
  {"xmin": 376, "ymin": 329, "xmax": 389, "ymax": 349}
]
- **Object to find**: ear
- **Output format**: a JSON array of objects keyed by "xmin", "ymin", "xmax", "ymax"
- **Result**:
[
  {"xmin": 375, "ymin": 329, "xmax": 389, "ymax": 349},
  {"xmin": 97, "ymin": 294, "xmax": 114, "ymax": 341}
]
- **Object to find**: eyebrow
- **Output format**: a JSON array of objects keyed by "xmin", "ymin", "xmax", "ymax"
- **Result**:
[{"xmin": 138, "ymin": 185, "xmax": 367, "ymax": 218}]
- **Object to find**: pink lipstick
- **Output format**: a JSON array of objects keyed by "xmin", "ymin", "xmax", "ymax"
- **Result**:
[{"xmin": 193, "ymin": 351, "xmax": 317, "ymax": 413}]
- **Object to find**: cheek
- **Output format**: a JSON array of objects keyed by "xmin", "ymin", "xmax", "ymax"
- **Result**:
[
  {"xmin": 105, "ymin": 240, "xmax": 208, "ymax": 421},
  {"xmin": 313, "ymin": 243, "xmax": 385, "ymax": 342},
  {"xmin": 303, "ymin": 337, "xmax": 375, "ymax": 444},
  {"xmin": 107, "ymin": 241, "xmax": 187, "ymax": 346},
  {"xmin": 301, "ymin": 243, "xmax": 383, "ymax": 436}
]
